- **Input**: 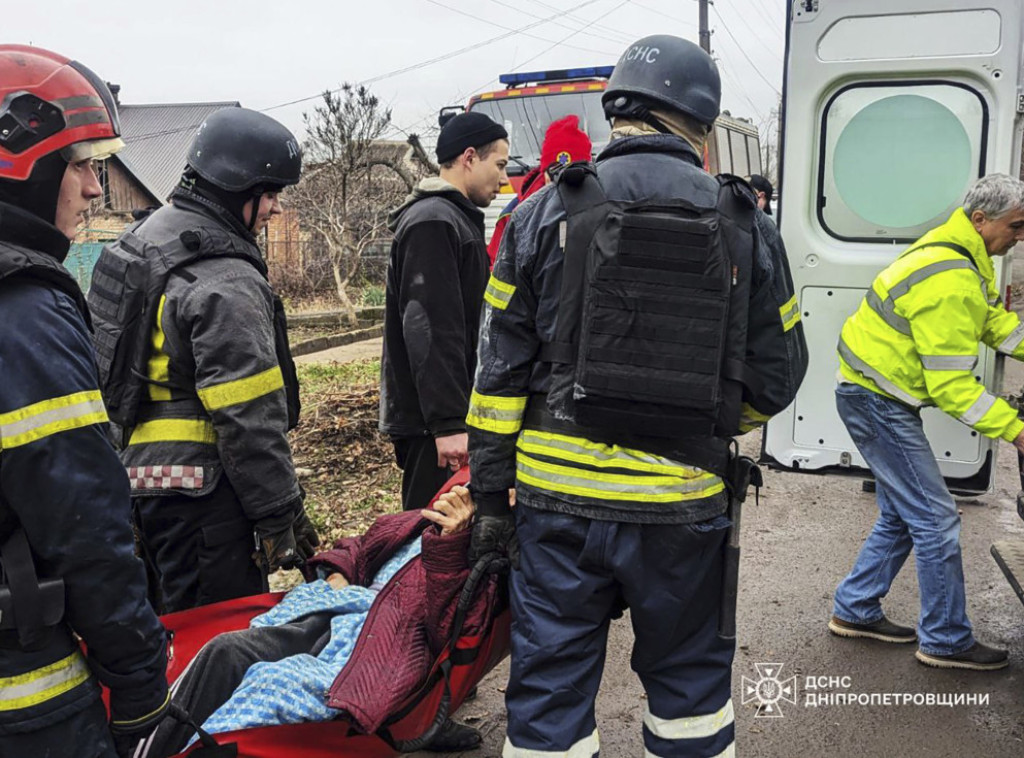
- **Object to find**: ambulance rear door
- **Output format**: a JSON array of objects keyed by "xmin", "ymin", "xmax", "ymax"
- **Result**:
[{"xmin": 762, "ymin": 0, "xmax": 1024, "ymax": 493}]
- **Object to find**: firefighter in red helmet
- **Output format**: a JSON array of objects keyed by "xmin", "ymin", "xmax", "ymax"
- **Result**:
[{"xmin": 0, "ymin": 46, "xmax": 169, "ymax": 757}]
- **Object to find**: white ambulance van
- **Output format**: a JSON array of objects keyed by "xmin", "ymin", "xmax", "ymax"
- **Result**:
[{"xmin": 763, "ymin": 0, "xmax": 1024, "ymax": 497}]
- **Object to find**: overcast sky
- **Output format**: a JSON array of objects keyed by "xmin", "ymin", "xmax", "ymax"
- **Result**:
[{"xmin": 10, "ymin": 0, "xmax": 786, "ymax": 146}]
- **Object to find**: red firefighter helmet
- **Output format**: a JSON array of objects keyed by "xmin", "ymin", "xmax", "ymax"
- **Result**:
[{"xmin": 0, "ymin": 45, "xmax": 123, "ymax": 181}]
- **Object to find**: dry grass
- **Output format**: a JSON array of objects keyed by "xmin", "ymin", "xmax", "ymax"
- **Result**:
[{"xmin": 288, "ymin": 359, "xmax": 402, "ymax": 545}]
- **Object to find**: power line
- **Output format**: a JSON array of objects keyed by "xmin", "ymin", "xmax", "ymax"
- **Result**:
[
  {"xmin": 123, "ymin": 0, "xmax": 604, "ymax": 145},
  {"xmin": 426, "ymin": 0, "xmax": 620, "ymax": 58},
  {"xmin": 627, "ymin": 0, "xmax": 699, "ymax": 30},
  {"xmin": 711, "ymin": 4, "xmax": 781, "ymax": 96},
  {"xmin": 524, "ymin": 0, "xmax": 634, "ymax": 44},
  {"xmin": 715, "ymin": 0, "xmax": 783, "ymax": 62},
  {"xmin": 748, "ymin": 0, "xmax": 786, "ymax": 43},
  {"xmin": 488, "ymin": 0, "xmax": 635, "ymax": 46},
  {"xmin": 512, "ymin": 0, "xmax": 631, "ymax": 72}
]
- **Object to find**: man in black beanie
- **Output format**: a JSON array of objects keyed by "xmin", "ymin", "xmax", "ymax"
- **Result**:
[{"xmin": 380, "ymin": 111, "xmax": 510, "ymax": 516}]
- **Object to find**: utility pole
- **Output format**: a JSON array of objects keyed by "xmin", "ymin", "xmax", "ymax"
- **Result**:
[{"xmin": 699, "ymin": 0, "xmax": 712, "ymax": 54}]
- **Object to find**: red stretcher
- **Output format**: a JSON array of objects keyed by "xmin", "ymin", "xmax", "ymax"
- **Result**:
[{"xmin": 151, "ymin": 470, "xmax": 510, "ymax": 757}]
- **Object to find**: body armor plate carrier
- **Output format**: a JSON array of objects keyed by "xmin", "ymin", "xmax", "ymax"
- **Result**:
[{"xmin": 542, "ymin": 163, "xmax": 760, "ymax": 476}]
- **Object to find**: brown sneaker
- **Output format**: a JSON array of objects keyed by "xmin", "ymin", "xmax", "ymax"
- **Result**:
[
  {"xmin": 828, "ymin": 615, "xmax": 917, "ymax": 643},
  {"xmin": 915, "ymin": 642, "xmax": 1009, "ymax": 671}
]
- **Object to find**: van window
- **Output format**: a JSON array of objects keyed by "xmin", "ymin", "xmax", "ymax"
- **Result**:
[{"xmin": 818, "ymin": 82, "xmax": 987, "ymax": 242}]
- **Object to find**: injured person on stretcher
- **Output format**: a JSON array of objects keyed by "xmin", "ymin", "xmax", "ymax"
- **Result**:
[{"xmin": 138, "ymin": 486, "xmax": 491, "ymax": 757}]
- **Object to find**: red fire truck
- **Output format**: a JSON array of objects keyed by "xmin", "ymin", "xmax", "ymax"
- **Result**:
[{"xmin": 445, "ymin": 65, "xmax": 763, "ymax": 239}]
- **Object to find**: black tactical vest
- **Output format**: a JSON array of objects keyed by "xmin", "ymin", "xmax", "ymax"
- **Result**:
[{"xmin": 541, "ymin": 162, "xmax": 757, "ymax": 476}]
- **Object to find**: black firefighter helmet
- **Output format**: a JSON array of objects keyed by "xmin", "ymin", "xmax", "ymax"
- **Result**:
[
  {"xmin": 187, "ymin": 107, "xmax": 302, "ymax": 193},
  {"xmin": 602, "ymin": 34, "xmax": 722, "ymax": 128}
]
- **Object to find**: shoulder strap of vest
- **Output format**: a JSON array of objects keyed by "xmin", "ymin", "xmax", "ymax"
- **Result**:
[
  {"xmin": 906, "ymin": 240, "xmax": 979, "ymax": 271},
  {"xmin": 540, "ymin": 163, "xmax": 610, "ymax": 365}
]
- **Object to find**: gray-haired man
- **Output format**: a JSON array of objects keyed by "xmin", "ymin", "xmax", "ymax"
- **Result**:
[{"xmin": 831, "ymin": 173, "xmax": 1024, "ymax": 671}]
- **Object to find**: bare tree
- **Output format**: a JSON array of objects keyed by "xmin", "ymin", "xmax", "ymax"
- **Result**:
[{"xmin": 289, "ymin": 84, "xmax": 419, "ymax": 324}]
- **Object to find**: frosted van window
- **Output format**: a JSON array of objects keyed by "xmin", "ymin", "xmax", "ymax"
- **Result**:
[{"xmin": 819, "ymin": 83, "xmax": 987, "ymax": 242}]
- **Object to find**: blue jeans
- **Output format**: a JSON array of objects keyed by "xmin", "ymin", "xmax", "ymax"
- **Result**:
[{"xmin": 833, "ymin": 383, "xmax": 974, "ymax": 655}]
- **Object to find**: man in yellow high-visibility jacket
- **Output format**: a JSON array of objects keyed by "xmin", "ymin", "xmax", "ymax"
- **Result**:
[{"xmin": 830, "ymin": 173, "xmax": 1024, "ymax": 671}]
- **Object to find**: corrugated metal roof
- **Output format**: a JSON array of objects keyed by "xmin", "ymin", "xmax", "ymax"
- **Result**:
[{"xmin": 116, "ymin": 101, "xmax": 240, "ymax": 204}]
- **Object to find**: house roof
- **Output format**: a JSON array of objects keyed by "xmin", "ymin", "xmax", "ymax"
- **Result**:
[{"xmin": 115, "ymin": 101, "xmax": 240, "ymax": 204}]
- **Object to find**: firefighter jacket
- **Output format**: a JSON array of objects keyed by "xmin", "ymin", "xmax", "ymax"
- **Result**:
[
  {"xmin": 116, "ymin": 190, "xmax": 302, "ymax": 521},
  {"xmin": 0, "ymin": 202, "xmax": 168, "ymax": 733},
  {"xmin": 467, "ymin": 134, "xmax": 805, "ymax": 523},
  {"xmin": 839, "ymin": 207, "xmax": 1024, "ymax": 442},
  {"xmin": 380, "ymin": 178, "xmax": 490, "ymax": 439}
]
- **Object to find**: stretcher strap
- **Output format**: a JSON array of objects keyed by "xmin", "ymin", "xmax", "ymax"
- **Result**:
[{"xmin": 377, "ymin": 551, "xmax": 506, "ymax": 752}]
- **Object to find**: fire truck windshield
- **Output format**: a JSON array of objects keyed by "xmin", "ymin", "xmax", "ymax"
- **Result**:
[{"xmin": 469, "ymin": 91, "xmax": 611, "ymax": 172}]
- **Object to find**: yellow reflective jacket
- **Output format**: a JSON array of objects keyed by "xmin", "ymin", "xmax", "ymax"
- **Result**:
[{"xmin": 839, "ymin": 208, "xmax": 1024, "ymax": 442}]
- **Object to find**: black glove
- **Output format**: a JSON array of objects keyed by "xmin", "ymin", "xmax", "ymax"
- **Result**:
[
  {"xmin": 110, "ymin": 691, "xmax": 171, "ymax": 758},
  {"xmin": 293, "ymin": 507, "xmax": 320, "ymax": 561},
  {"xmin": 469, "ymin": 513, "xmax": 519, "ymax": 570},
  {"xmin": 254, "ymin": 509, "xmax": 302, "ymax": 573}
]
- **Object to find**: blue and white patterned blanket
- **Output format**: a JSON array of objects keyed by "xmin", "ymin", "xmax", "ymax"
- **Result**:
[{"xmin": 193, "ymin": 537, "xmax": 423, "ymax": 741}]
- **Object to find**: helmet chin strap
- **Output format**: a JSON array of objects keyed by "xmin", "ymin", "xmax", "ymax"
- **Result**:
[{"xmin": 246, "ymin": 190, "xmax": 264, "ymax": 234}]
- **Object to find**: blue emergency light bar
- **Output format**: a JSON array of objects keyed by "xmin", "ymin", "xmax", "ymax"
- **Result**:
[{"xmin": 499, "ymin": 66, "xmax": 615, "ymax": 87}]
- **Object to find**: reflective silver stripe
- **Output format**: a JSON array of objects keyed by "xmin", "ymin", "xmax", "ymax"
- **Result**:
[
  {"xmin": 960, "ymin": 391, "xmax": 998, "ymax": 427},
  {"xmin": 888, "ymin": 259, "xmax": 979, "ymax": 300},
  {"xmin": 644, "ymin": 700, "xmax": 734, "ymax": 741},
  {"xmin": 0, "ymin": 652, "xmax": 91, "ymax": 711},
  {"xmin": 516, "ymin": 453, "xmax": 724, "ymax": 503},
  {"xmin": 865, "ymin": 259, "xmax": 980, "ymax": 337},
  {"xmin": 517, "ymin": 429, "xmax": 704, "ymax": 476},
  {"xmin": 864, "ymin": 289, "xmax": 911, "ymax": 335},
  {"xmin": 837, "ymin": 339, "xmax": 925, "ymax": 408},
  {"xmin": 998, "ymin": 323, "xmax": 1024, "ymax": 355},
  {"xmin": 646, "ymin": 745, "xmax": 734, "ymax": 758},
  {"xmin": 503, "ymin": 729, "xmax": 599, "ymax": 757},
  {"xmin": 919, "ymin": 354, "xmax": 978, "ymax": 371},
  {"xmin": 0, "ymin": 391, "xmax": 108, "ymax": 449}
]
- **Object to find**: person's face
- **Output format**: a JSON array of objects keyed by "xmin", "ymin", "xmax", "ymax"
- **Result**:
[
  {"xmin": 54, "ymin": 158, "xmax": 102, "ymax": 240},
  {"xmin": 971, "ymin": 207, "xmax": 1024, "ymax": 256},
  {"xmin": 755, "ymin": 191, "xmax": 768, "ymax": 211},
  {"xmin": 243, "ymin": 191, "xmax": 283, "ymax": 233},
  {"xmin": 465, "ymin": 139, "xmax": 510, "ymax": 208}
]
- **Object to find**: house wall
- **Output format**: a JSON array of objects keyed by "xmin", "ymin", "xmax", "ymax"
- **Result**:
[{"xmin": 105, "ymin": 159, "xmax": 159, "ymax": 213}]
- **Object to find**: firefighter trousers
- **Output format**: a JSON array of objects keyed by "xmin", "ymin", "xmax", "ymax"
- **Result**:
[
  {"xmin": 134, "ymin": 476, "xmax": 268, "ymax": 614},
  {"xmin": 504, "ymin": 503, "xmax": 736, "ymax": 758}
]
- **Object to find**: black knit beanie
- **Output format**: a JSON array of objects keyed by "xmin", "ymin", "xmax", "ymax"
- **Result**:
[{"xmin": 435, "ymin": 112, "xmax": 508, "ymax": 164}]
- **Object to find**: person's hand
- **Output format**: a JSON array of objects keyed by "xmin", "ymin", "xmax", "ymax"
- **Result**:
[
  {"xmin": 435, "ymin": 432, "xmax": 469, "ymax": 471},
  {"xmin": 469, "ymin": 513, "xmax": 519, "ymax": 569},
  {"xmin": 1013, "ymin": 429, "xmax": 1024, "ymax": 457},
  {"xmin": 422, "ymin": 485, "xmax": 476, "ymax": 534},
  {"xmin": 326, "ymin": 572, "xmax": 350, "ymax": 590}
]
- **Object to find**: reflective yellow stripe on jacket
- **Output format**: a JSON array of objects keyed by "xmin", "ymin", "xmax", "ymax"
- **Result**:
[
  {"xmin": 466, "ymin": 390, "xmax": 527, "ymax": 434},
  {"xmin": 0, "ymin": 652, "xmax": 91, "ymax": 712},
  {"xmin": 515, "ymin": 430, "xmax": 724, "ymax": 503},
  {"xmin": 838, "ymin": 208, "xmax": 1024, "ymax": 442},
  {"xmin": 197, "ymin": 365, "xmax": 285, "ymax": 412},
  {"xmin": 779, "ymin": 294, "xmax": 800, "ymax": 332},
  {"xmin": 128, "ymin": 418, "xmax": 217, "ymax": 446},
  {"xmin": 148, "ymin": 294, "xmax": 172, "ymax": 401},
  {"xmin": 483, "ymin": 274, "xmax": 516, "ymax": 311},
  {"xmin": 0, "ymin": 390, "xmax": 108, "ymax": 449}
]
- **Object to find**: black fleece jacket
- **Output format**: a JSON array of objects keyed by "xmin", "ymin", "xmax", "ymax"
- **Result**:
[{"xmin": 379, "ymin": 178, "xmax": 489, "ymax": 438}]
